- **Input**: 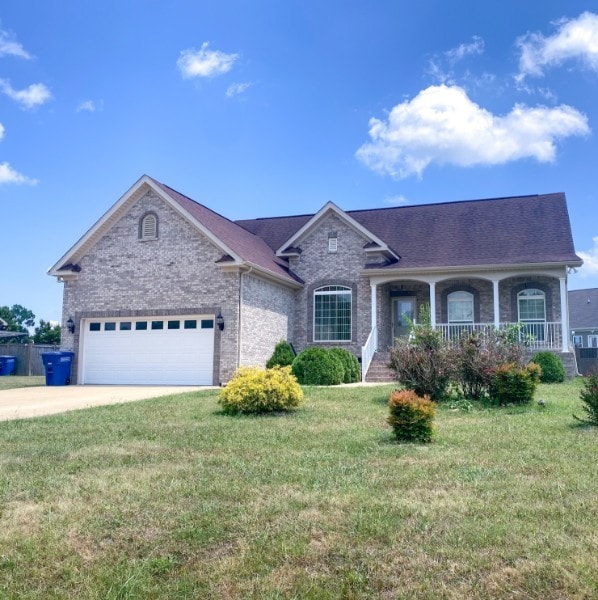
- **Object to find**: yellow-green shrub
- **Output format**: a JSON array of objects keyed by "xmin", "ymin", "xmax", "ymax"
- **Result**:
[
  {"xmin": 219, "ymin": 366, "xmax": 303, "ymax": 414},
  {"xmin": 387, "ymin": 390, "xmax": 435, "ymax": 443}
]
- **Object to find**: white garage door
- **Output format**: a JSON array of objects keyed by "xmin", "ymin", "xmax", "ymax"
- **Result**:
[{"xmin": 81, "ymin": 316, "xmax": 215, "ymax": 385}]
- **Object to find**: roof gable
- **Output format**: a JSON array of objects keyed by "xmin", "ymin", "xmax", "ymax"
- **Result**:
[
  {"xmin": 270, "ymin": 201, "xmax": 400, "ymax": 260},
  {"xmin": 49, "ymin": 175, "xmax": 301, "ymax": 286}
]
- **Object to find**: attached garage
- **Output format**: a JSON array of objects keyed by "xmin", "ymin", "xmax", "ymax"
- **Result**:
[{"xmin": 79, "ymin": 316, "xmax": 215, "ymax": 385}]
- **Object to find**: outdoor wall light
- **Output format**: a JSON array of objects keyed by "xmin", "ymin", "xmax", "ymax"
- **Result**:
[
  {"xmin": 216, "ymin": 312, "xmax": 224, "ymax": 332},
  {"xmin": 67, "ymin": 317, "xmax": 75, "ymax": 334}
]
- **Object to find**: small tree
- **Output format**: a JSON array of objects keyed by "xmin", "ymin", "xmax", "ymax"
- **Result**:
[
  {"xmin": 388, "ymin": 304, "xmax": 451, "ymax": 401},
  {"xmin": 33, "ymin": 320, "xmax": 61, "ymax": 345},
  {"xmin": 575, "ymin": 372, "xmax": 598, "ymax": 425},
  {"xmin": 266, "ymin": 340, "xmax": 296, "ymax": 369}
]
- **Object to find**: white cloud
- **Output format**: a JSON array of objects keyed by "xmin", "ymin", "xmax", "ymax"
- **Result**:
[
  {"xmin": 76, "ymin": 99, "xmax": 102, "ymax": 112},
  {"xmin": 226, "ymin": 81, "xmax": 252, "ymax": 97},
  {"xmin": 0, "ymin": 80, "xmax": 52, "ymax": 109},
  {"xmin": 0, "ymin": 28, "xmax": 31, "ymax": 59},
  {"xmin": 384, "ymin": 195, "xmax": 409, "ymax": 206},
  {"xmin": 356, "ymin": 85, "xmax": 589, "ymax": 179},
  {"xmin": 177, "ymin": 42, "xmax": 238, "ymax": 79},
  {"xmin": 577, "ymin": 236, "xmax": 598, "ymax": 275},
  {"xmin": 517, "ymin": 11, "xmax": 598, "ymax": 80},
  {"xmin": 0, "ymin": 162, "xmax": 37, "ymax": 185},
  {"xmin": 445, "ymin": 36, "xmax": 485, "ymax": 63}
]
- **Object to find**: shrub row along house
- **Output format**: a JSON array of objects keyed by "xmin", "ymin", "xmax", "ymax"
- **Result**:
[{"xmin": 49, "ymin": 175, "xmax": 582, "ymax": 385}]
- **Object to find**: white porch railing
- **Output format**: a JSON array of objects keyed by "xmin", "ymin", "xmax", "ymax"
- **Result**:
[
  {"xmin": 361, "ymin": 325, "xmax": 378, "ymax": 382},
  {"xmin": 436, "ymin": 322, "xmax": 563, "ymax": 350}
]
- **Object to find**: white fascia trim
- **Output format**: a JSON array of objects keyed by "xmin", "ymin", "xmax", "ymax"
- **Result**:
[
  {"xmin": 275, "ymin": 201, "xmax": 399, "ymax": 261},
  {"xmin": 48, "ymin": 175, "xmax": 242, "ymax": 277},
  {"xmin": 363, "ymin": 261, "xmax": 578, "ymax": 284}
]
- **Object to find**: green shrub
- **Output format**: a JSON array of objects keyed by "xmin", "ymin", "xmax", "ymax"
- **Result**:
[
  {"xmin": 388, "ymin": 321, "xmax": 451, "ymax": 402},
  {"xmin": 219, "ymin": 366, "xmax": 303, "ymax": 414},
  {"xmin": 575, "ymin": 372, "xmax": 598, "ymax": 425},
  {"xmin": 492, "ymin": 362, "xmax": 541, "ymax": 405},
  {"xmin": 266, "ymin": 340, "xmax": 296, "ymax": 369},
  {"xmin": 531, "ymin": 351, "xmax": 565, "ymax": 383},
  {"xmin": 329, "ymin": 348, "xmax": 361, "ymax": 383},
  {"xmin": 451, "ymin": 328, "xmax": 526, "ymax": 400},
  {"xmin": 291, "ymin": 347, "xmax": 344, "ymax": 385},
  {"xmin": 387, "ymin": 390, "xmax": 435, "ymax": 443}
]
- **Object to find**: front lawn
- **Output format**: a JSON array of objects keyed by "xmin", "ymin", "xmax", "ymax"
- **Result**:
[
  {"xmin": 0, "ymin": 376, "xmax": 44, "ymax": 391},
  {"xmin": 0, "ymin": 381, "xmax": 595, "ymax": 598}
]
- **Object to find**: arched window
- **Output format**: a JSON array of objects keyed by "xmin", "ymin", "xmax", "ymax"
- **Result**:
[
  {"xmin": 313, "ymin": 285, "xmax": 352, "ymax": 342},
  {"xmin": 447, "ymin": 291, "xmax": 474, "ymax": 324},
  {"xmin": 139, "ymin": 212, "xmax": 158, "ymax": 240},
  {"xmin": 518, "ymin": 288, "xmax": 546, "ymax": 341}
]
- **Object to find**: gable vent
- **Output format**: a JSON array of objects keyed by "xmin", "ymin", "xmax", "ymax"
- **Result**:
[
  {"xmin": 328, "ymin": 231, "xmax": 338, "ymax": 253},
  {"xmin": 140, "ymin": 213, "xmax": 158, "ymax": 240}
]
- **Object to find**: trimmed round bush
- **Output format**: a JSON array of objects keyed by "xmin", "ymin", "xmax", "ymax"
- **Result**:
[
  {"xmin": 266, "ymin": 340, "xmax": 296, "ymax": 369},
  {"xmin": 531, "ymin": 351, "xmax": 565, "ymax": 383},
  {"xmin": 219, "ymin": 366, "xmax": 303, "ymax": 414},
  {"xmin": 291, "ymin": 347, "xmax": 344, "ymax": 385},
  {"xmin": 388, "ymin": 389, "xmax": 435, "ymax": 443},
  {"xmin": 329, "ymin": 348, "xmax": 361, "ymax": 383}
]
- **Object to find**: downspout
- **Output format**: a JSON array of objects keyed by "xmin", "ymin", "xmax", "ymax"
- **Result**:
[{"xmin": 238, "ymin": 266, "xmax": 253, "ymax": 368}]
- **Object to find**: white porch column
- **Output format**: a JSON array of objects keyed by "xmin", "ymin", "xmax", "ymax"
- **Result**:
[
  {"xmin": 429, "ymin": 282, "xmax": 436, "ymax": 328},
  {"xmin": 560, "ymin": 277, "xmax": 568, "ymax": 352},
  {"xmin": 492, "ymin": 279, "xmax": 500, "ymax": 328},
  {"xmin": 371, "ymin": 282, "xmax": 377, "ymax": 332}
]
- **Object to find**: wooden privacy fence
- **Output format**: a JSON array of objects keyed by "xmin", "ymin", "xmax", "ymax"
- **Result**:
[{"xmin": 0, "ymin": 343, "xmax": 59, "ymax": 376}]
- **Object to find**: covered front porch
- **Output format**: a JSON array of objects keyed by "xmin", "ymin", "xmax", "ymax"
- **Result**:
[{"xmin": 361, "ymin": 268, "xmax": 571, "ymax": 381}]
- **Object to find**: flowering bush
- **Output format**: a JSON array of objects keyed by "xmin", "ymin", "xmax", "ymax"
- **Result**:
[{"xmin": 219, "ymin": 366, "xmax": 303, "ymax": 414}]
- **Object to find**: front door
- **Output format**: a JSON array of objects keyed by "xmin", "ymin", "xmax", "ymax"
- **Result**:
[{"xmin": 392, "ymin": 297, "xmax": 416, "ymax": 341}]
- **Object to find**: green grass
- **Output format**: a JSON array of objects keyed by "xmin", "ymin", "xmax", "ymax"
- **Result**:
[
  {"xmin": 0, "ymin": 376, "xmax": 44, "ymax": 391},
  {"xmin": 0, "ymin": 381, "xmax": 596, "ymax": 599}
]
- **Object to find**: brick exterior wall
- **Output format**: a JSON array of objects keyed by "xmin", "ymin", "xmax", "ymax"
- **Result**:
[
  {"xmin": 289, "ymin": 213, "xmax": 371, "ymax": 356},
  {"xmin": 58, "ymin": 188, "xmax": 569, "ymax": 383},
  {"xmin": 240, "ymin": 274, "xmax": 296, "ymax": 367},
  {"xmin": 61, "ymin": 189, "xmax": 241, "ymax": 384}
]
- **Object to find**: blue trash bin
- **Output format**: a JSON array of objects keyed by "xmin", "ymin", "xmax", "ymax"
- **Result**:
[
  {"xmin": 41, "ymin": 351, "xmax": 74, "ymax": 385},
  {"xmin": 0, "ymin": 355, "xmax": 16, "ymax": 376}
]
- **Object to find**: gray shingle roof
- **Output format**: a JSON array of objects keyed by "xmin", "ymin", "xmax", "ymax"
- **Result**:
[
  {"xmin": 568, "ymin": 288, "xmax": 598, "ymax": 329},
  {"xmin": 150, "ymin": 178, "xmax": 581, "ymax": 282},
  {"xmin": 238, "ymin": 193, "xmax": 582, "ymax": 270}
]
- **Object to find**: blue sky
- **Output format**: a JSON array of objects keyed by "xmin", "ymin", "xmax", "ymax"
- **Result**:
[{"xmin": 1, "ymin": 1, "xmax": 598, "ymax": 324}]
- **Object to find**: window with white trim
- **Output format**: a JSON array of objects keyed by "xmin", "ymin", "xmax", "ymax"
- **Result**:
[
  {"xmin": 314, "ymin": 285, "xmax": 351, "ymax": 341},
  {"xmin": 518, "ymin": 288, "xmax": 546, "ymax": 340},
  {"xmin": 589, "ymin": 335, "xmax": 598, "ymax": 348},
  {"xmin": 447, "ymin": 291, "xmax": 474, "ymax": 324},
  {"xmin": 140, "ymin": 213, "xmax": 158, "ymax": 240},
  {"xmin": 572, "ymin": 335, "xmax": 582, "ymax": 347}
]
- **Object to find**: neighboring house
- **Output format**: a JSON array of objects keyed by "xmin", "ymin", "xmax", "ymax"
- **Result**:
[
  {"xmin": 48, "ymin": 175, "xmax": 583, "ymax": 385},
  {"xmin": 569, "ymin": 288, "xmax": 598, "ymax": 348}
]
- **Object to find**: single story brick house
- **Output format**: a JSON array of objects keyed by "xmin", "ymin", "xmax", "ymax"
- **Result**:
[
  {"xmin": 569, "ymin": 288, "xmax": 598, "ymax": 348},
  {"xmin": 49, "ymin": 175, "xmax": 583, "ymax": 385}
]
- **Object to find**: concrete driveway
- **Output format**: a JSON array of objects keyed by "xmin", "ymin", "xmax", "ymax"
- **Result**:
[{"xmin": 0, "ymin": 385, "xmax": 210, "ymax": 422}]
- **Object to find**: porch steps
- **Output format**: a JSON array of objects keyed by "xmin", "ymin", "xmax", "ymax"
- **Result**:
[
  {"xmin": 364, "ymin": 351, "xmax": 395, "ymax": 383},
  {"xmin": 366, "ymin": 350, "xmax": 578, "ymax": 382}
]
